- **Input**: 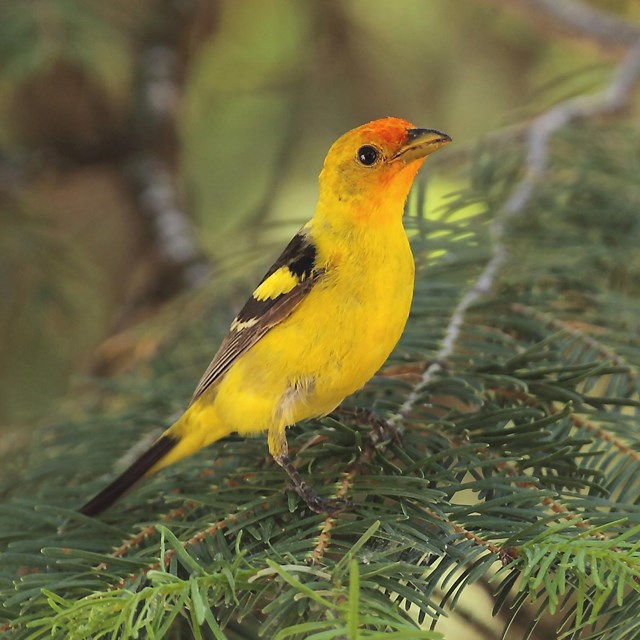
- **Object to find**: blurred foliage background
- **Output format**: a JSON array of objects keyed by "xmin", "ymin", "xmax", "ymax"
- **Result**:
[
  {"xmin": 3, "ymin": 0, "xmax": 632, "ymax": 425},
  {"xmin": 2, "ymin": 1, "xmax": 640, "ymax": 638}
]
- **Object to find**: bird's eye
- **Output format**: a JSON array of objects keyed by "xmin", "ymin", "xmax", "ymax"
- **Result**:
[{"xmin": 356, "ymin": 145, "xmax": 380, "ymax": 166}]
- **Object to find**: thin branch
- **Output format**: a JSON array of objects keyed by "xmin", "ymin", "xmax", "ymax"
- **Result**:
[
  {"xmin": 388, "ymin": 31, "xmax": 640, "ymax": 428},
  {"xmin": 491, "ymin": 386, "xmax": 640, "ymax": 464},
  {"xmin": 478, "ymin": 0, "xmax": 640, "ymax": 56},
  {"xmin": 94, "ymin": 467, "xmax": 265, "ymax": 572},
  {"xmin": 114, "ymin": 494, "xmax": 286, "ymax": 589},
  {"xmin": 128, "ymin": 5, "xmax": 212, "ymax": 294},
  {"xmin": 510, "ymin": 303, "xmax": 640, "ymax": 383},
  {"xmin": 130, "ymin": 156, "xmax": 209, "ymax": 289},
  {"xmin": 307, "ymin": 421, "xmax": 383, "ymax": 565},
  {"xmin": 503, "ymin": 42, "xmax": 640, "ymax": 216}
]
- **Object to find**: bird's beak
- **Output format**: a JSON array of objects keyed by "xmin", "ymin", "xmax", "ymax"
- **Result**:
[{"xmin": 392, "ymin": 128, "xmax": 452, "ymax": 162}]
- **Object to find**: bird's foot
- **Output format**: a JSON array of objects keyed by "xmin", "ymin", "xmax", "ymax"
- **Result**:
[
  {"xmin": 275, "ymin": 453, "xmax": 353, "ymax": 516},
  {"xmin": 335, "ymin": 407, "xmax": 403, "ymax": 446},
  {"xmin": 297, "ymin": 487, "xmax": 353, "ymax": 516}
]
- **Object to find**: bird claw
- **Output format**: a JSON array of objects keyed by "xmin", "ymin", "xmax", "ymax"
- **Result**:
[
  {"xmin": 301, "ymin": 492, "xmax": 353, "ymax": 516},
  {"xmin": 337, "ymin": 407, "xmax": 403, "ymax": 446}
]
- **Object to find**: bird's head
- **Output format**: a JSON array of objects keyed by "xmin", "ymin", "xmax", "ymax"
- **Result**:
[{"xmin": 317, "ymin": 117, "xmax": 451, "ymax": 225}]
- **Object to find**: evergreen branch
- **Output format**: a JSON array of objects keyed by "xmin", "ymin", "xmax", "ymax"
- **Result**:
[
  {"xmin": 308, "ymin": 470, "xmax": 356, "ymax": 566},
  {"xmin": 439, "ymin": 512, "xmax": 503, "ymax": 557},
  {"xmin": 92, "ymin": 467, "xmax": 268, "ymax": 572},
  {"xmin": 506, "ymin": 44, "xmax": 640, "ymax": 215},
  {"xmin": 114, "ymin": 495, "xmax": 288, "ymax": 590},
  {"xmin": 509, "ymin": 523, "xmax": 640, "ymax": 627},
  {"xmin": 4, "ymin": 119, "xmax": 640, "ymax": 637},
  {"xmin": 23, "ymin": 557, "xmax": 249, "ymax": 640},
  {"xmin": 307, "ymin": 412, "xmax": 505, "ymax": 570},
  {"xmin": 511, "ymin": 304, "xmax": 640, "ymax": 383},
  {"xmin": 94, "ymin": 499, "xmax": 200, "ymax": 572},
  {"xmin": 308, "ymin": 411, "xmax": 399, "ymax": 565},
  {"xmin": 389, "ymin": 36, "xmax": 640, "ymax": 429},
  {"xmin": 472, "ymin": 427, "xmax": 608, "ymax": 542},
  {"xmin": 491, "ymin": 386, "xmax": 640, "ymax": 468},
  {"xmin": 555, "ymin": 409, "xmax": 640, "ymax": 464}
]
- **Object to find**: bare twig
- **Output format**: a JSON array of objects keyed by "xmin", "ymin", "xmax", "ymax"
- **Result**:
[
  {"xmin": 503, "ymin": 42, "xmax": 640, "ymax": 216},
  {"xmin": 478, "ymin": 0, "xmax": 640, "ymax": 56},
  {"xmin": 128, "ymin": 6, "xmax": 213, "ymax": 295},
  {"xmin": 130, "ymin": 155, "xmax": 209, "ymax": 288},
  {"xmin": 388, "ymin": 15, "xmax": 640, "ymax": 427}
]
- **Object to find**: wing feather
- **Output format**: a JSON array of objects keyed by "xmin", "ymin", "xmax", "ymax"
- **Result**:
[{"xmin": 190, "ymin": 230, "xmax": 322, "ymax": 403}]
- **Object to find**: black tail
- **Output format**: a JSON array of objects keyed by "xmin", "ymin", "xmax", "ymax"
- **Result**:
[{"xmin": 79, "ymin": 434, "xmax": 179, "ymax": 517}]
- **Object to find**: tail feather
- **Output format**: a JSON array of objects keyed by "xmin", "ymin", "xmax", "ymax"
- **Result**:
[{"xmin": 79, "ymin": 434, "xmax": 179, "ymax": 517}]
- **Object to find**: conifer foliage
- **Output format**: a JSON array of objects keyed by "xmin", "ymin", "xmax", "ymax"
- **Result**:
[{"xmin": 2, "ymin": 124, "xmax": 640, "ymax": 639}]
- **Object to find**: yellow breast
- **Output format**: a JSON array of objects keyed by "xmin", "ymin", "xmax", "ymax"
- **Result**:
[{"xmin": 214, "ymin": 218, "xmax": 414, "ymax": 432}]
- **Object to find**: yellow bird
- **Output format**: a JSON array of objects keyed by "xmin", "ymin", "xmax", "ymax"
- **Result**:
[{"xmin": 80, "ymin": 117, "xmax": 451, "ymax": 517}]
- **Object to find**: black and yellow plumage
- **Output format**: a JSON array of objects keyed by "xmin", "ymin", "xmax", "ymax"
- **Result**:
[
  {"xmin": 191, "ymin": 229, "xmax": 321, "ymax": 403},
  {"xmin": 80, "ymin": 118, "xmax": 451, "ymax": 517}
]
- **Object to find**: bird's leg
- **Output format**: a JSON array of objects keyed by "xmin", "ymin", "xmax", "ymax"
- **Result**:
[
  {"xmin": 334, "ymin": 407, "xmax": 403, "ymax": 446},
  {"xmin": 268, "ymin": 427, "xmax": 350, "ymax": 516},
  {"xmin": 274, "ymin": 453, "xmax": 347, "ymax": 515}
]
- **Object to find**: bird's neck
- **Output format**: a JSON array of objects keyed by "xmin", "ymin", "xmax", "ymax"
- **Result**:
[
  {"xmin": 314, "ymin": 198, "xmax": 405, "ymax": 232},
  {"xmin": 314, "ymin": 161, "xmax": 421, "ymax": 230},
  {"xmin": 311, "ymin": 193, "xmax": 411, "ymax": 271}
]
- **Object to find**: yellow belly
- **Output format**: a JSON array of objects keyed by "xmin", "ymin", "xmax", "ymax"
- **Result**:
[{"xmin": 212, "ymin": 225, "xmax": 415, "ymax": 434}]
